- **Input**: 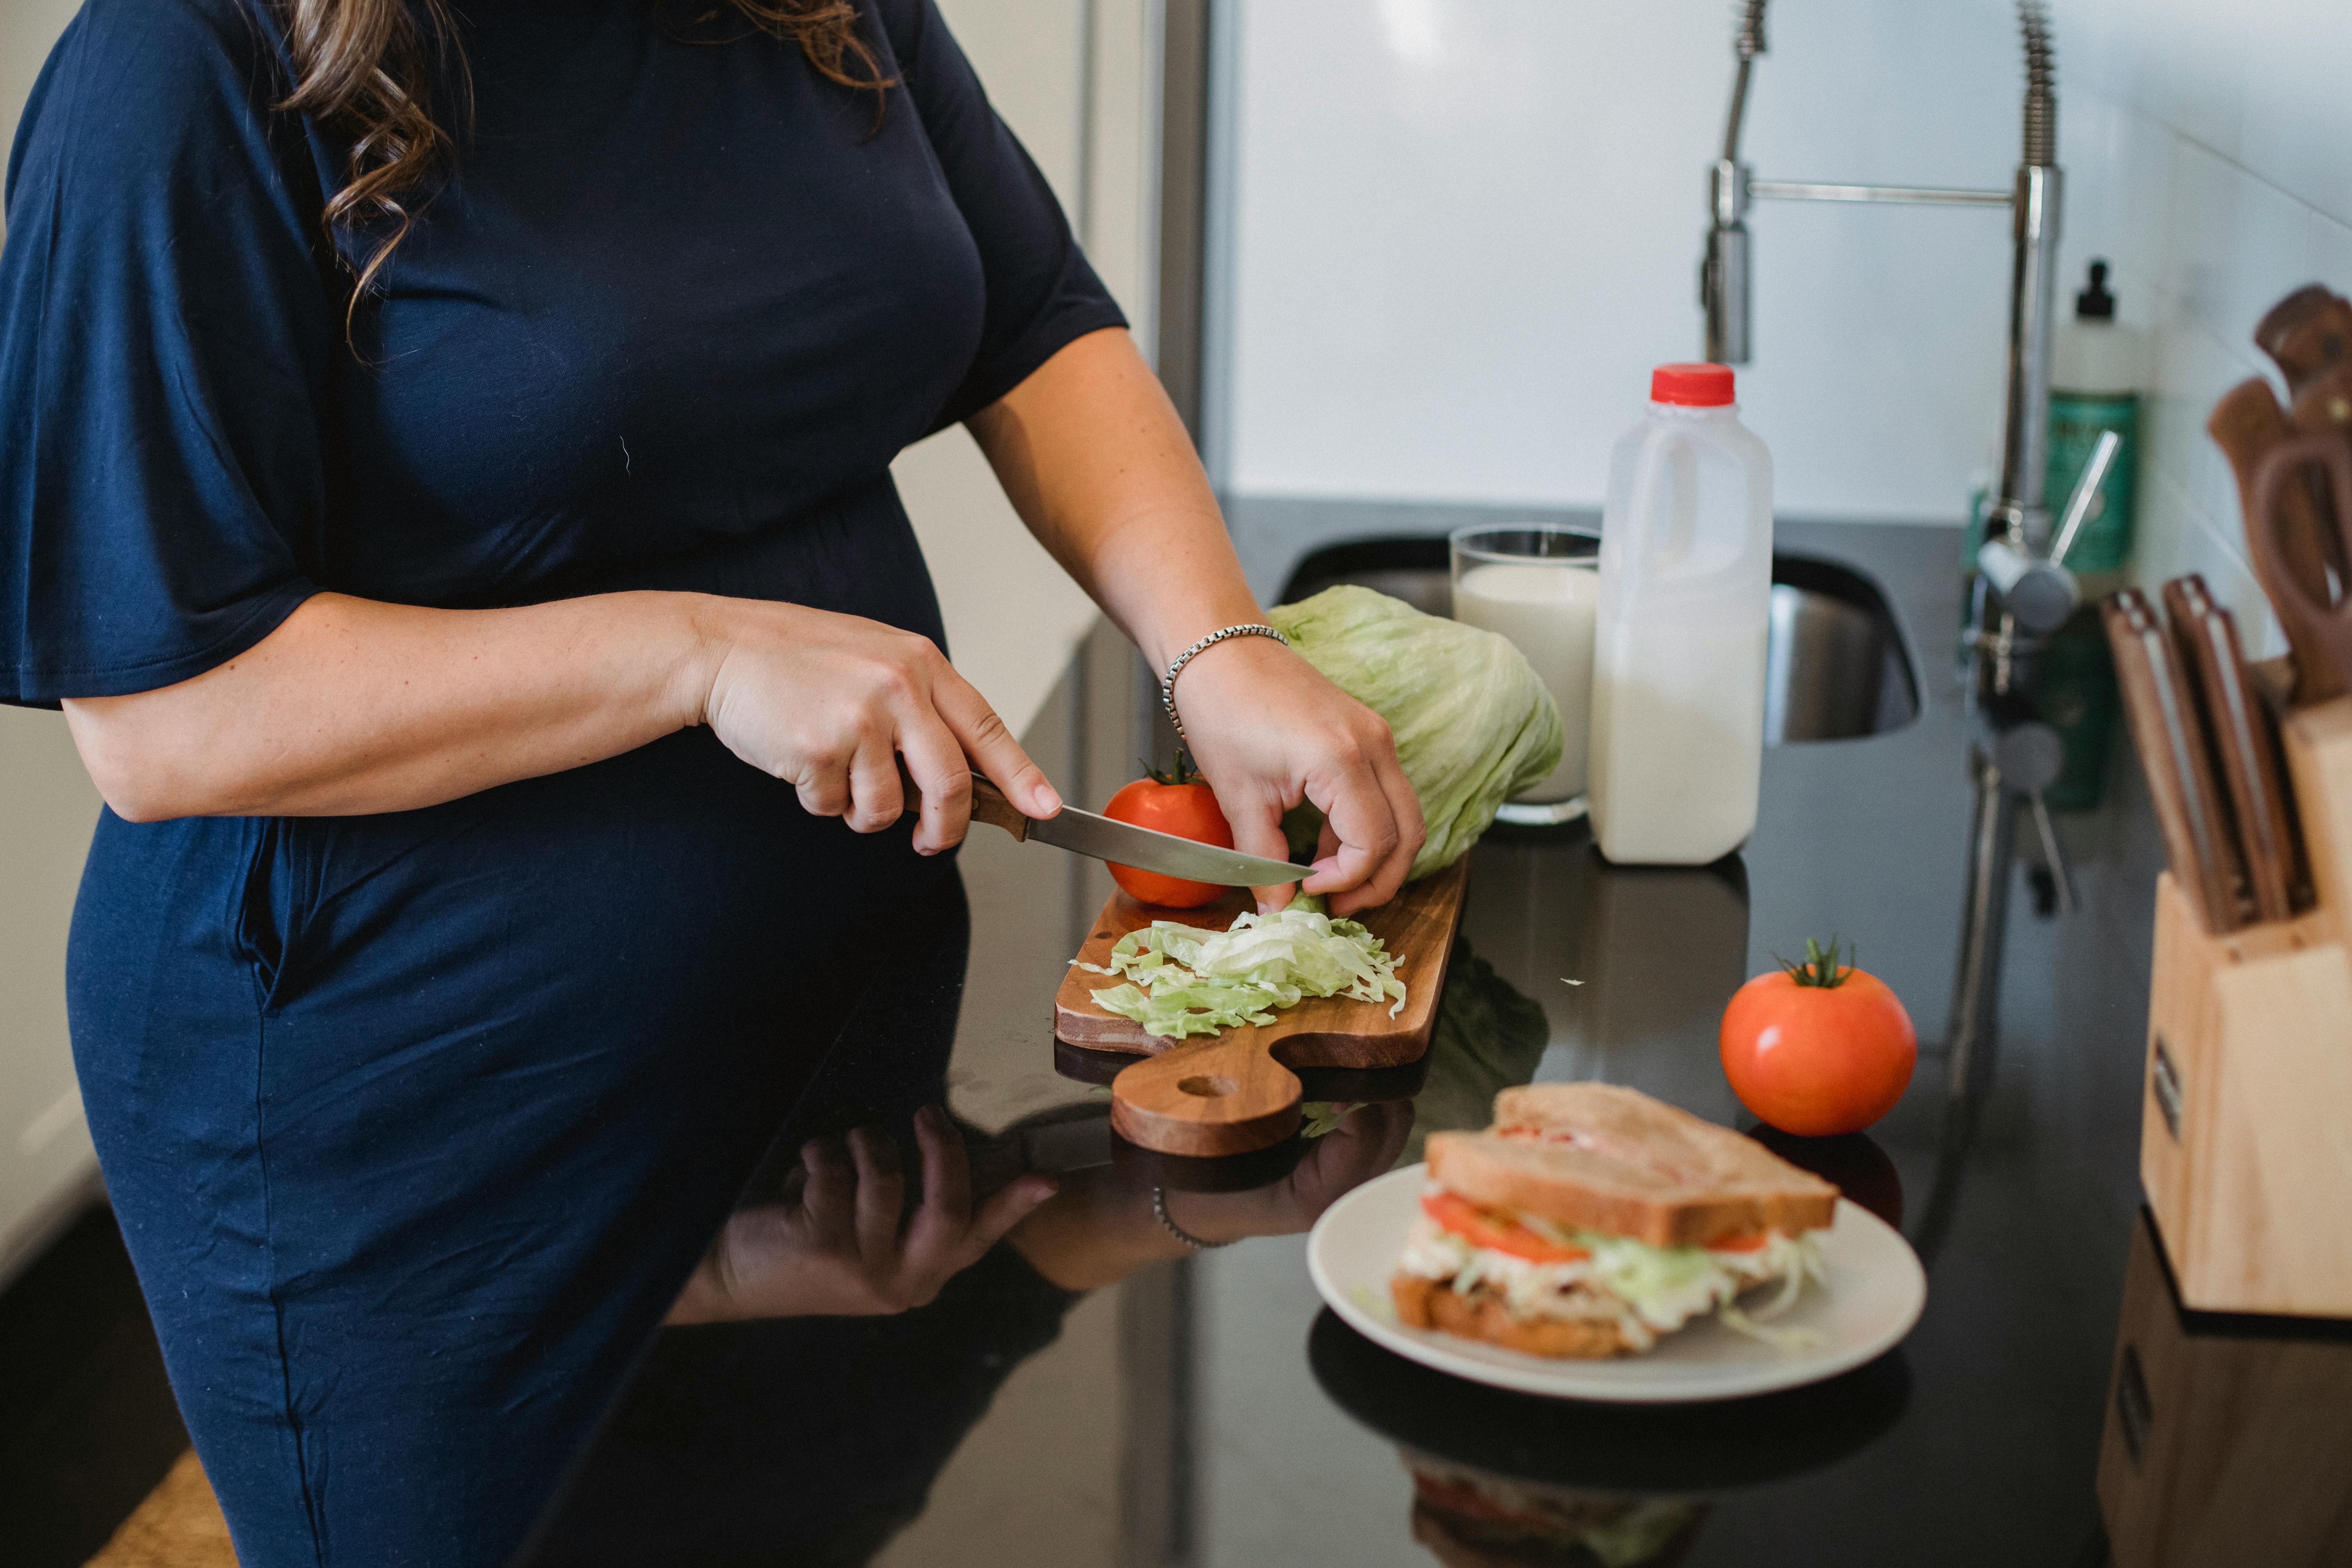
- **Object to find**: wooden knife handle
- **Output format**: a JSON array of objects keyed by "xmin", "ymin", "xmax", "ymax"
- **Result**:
[
  {"xmin": 2285, "ymin": 360, "xmax": 2352, "ymax": 588},
  {"xmin": 2256, "ymin": 284, "xmax": 2352, "ymax": 396},
  {"xmin": 2252, "ymin": 434, "xmax": 2352, "ymax": 699},
  {"xmin": 2102, "ymin": 590, "xmax": 2246, "ymax": 934},
  {"xmin": 2162, "ymin": 575, "xmax": 2301, "ymax": 923},
  {"xmin": 899, "ymin": 768, "xmax": 1034, "ymax": 842},
  {"xmin": 967, "ymin": 777, "xmax": 1033, "ymax": 841},
  {"xmin": 2212, "ymin": 380, "xmax": 2346, "ymax": 704}
]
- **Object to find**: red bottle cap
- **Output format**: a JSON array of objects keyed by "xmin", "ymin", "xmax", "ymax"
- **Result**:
[{"xmin": 1650, "ymin": 362, "xmax": 1736, "ymax": 407}]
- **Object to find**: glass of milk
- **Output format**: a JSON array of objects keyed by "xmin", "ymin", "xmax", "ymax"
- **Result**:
[{"xmin": 1448, "ymin": 524, "xmax": 1600, "ymax": 825}]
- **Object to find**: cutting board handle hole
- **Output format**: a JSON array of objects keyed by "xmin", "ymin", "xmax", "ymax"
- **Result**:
[{"xmin": 1178, "ymin": 1074, "xmax": 1238, "ymax": 1098}]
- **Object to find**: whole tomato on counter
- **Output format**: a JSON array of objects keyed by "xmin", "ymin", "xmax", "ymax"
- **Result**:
[
  {"xmin": 1103, "ymin": 753, "xmax": 1236, "ymax": 909},
  {"xmin": 1720, "ymin": 937, "xmax": 1916, "ymax": 1136}
]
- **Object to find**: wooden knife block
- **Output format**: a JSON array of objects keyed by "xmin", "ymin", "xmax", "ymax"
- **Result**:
[{"xmin": 2140, "ymin": 696, "xmax": 2352, "ymax": 1317}]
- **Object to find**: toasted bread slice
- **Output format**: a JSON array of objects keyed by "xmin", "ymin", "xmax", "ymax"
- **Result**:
[
  {"xmin": 1425, "ymin": 1083, "xmax": 1838, "ymax": 1248},
  {"xmin": 1390, "ymin": 1274, "xmax": 1637, "ymax": 1359}
]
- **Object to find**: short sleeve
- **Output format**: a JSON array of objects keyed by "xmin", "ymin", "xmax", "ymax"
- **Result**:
[
  {"xmin": 0, "ymin": 0, "xmax": 331, "ymax": 706},
  {"xmin": 880, "ymin": 0, "xmax": 1129, "ymax": 432}
]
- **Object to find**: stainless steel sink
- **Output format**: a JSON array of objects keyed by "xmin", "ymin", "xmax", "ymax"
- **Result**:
[{"xmin": 1276, "ymin": 538, "xmax": 1918, "ymax": 744}]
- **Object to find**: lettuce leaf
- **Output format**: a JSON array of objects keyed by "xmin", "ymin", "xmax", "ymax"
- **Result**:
[
  {"xmin": 1270, "ymin": 585, "xmax": 1563, "ymax": 880},
  {"xmin": 1077, "ymin": 905, "xmax": 1407, "ymax": 1039}
]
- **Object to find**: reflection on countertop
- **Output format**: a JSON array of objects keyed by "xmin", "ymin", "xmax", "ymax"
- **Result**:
[{"xmin": 522, "ymin": 514, "xmax": 2352, "ymax": 1568}]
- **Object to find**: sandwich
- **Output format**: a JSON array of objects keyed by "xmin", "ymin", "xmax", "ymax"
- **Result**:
[
  {"xmin": 1392, "ymin": 1083, "xmax": 1838, "ymax": 1358},
  {"xmin": 1403, "ymin": 1454, "xmax": 1705, "ymax": 1568}
]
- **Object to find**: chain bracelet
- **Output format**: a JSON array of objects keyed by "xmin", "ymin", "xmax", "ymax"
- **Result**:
[
  {"xmin": 1159, "ymin": 623, "xmax": 1289, "ymax": 742},
  {"xmin": 1152, "ymin": 1185, "xmax": 1232, "ymax": 1250}
]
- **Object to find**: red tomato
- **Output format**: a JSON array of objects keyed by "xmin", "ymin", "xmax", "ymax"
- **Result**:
[
  {"xmin": 1719, "ymin": 938, "xmax": 1916, "ymax": 1136},
  {"xmin": 1420, "ymin": 1191, "xmax": 1590, "ymax": 1265},
  {"xmin": 1102, "ymin": 757, "xmax": 1236, "ymax": 909}
]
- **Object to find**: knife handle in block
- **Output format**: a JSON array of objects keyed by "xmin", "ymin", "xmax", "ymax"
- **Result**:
[
  {"xmin": 2103, "ymin": 590, "xmax": 2247, "ymax": 934},
  {"xmin": 2252, "ymin": 435, "xmax": 2352, "ymax": 700},
  {"xmin": 2161, "ymin": 575, "xmax": 2304, "ymax": 924},
  {"xmin": 2209, "ymin": 379, "xmax": 2345, "ymax": 704},
  {"xmin": 2256, "ymin": 284, "xmax": 2352, "ymax": 396}
]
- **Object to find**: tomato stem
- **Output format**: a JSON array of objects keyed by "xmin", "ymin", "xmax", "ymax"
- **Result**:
[
  {"xmin": 1778, "ymin": 935, "xmax": 1851, "ymax": 988},
  {"xmin": 1141, "ymin": 749, "xmax": 1201, "ymax": 788}
]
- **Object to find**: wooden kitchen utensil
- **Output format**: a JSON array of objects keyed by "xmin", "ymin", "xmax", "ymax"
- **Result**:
[
  {"xmin": 1054, "ymin": 858, "xmax": 1470, "ymax": 1156},
  {"xmin": 2251, "ymin": 434, "xmax": 2352, "ymax": 696},
  {"xmin": 2254, "ymin": 283, "xmax": 2352, "ymax": 396},
  {"xmin": 2103, "ymin": 590, "xmax": 2248, "ymax": 934},
  {"xmin": 2285, "ymin": 358, "xmax": 2352, "ymax": 592},
  {"xmin": 2209, "ymin": 379, "xmax": 2347, "ymax": 703},
  {"xmin": 2161, "ymin": 575, "xmax": 2305, "ymax": 924}
]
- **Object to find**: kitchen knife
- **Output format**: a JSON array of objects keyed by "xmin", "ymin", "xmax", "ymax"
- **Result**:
[
  {"xmin": 2285, "ymin": 358, "xmax": 2352, "ymax": 589},
  {"xmin": 2251, "ymin": 433, "xmax": 2352, "ymax": 698},
  {"xmin": 2255, "ymin": 284, "xmax": 2352, "ymax": 397},
  {"xmin": 2102, "ymin": 589, "xmax": 2248, "ymax": 934},
  {"xmin": 2160, "ymin": 574, "xmax": 2303, "ymax": 923},
  {"xmin": 956, "ymin": 776, "xmax": 1306, "ymax": 888},
  {"xmin": 2207, "ymin": 378, "xmax": 2346, "ymax": 703}
]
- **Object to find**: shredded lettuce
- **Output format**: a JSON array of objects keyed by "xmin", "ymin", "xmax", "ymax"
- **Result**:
[
  {"xmin": 1401, "ymin": 1203, "xmax": 1828, "ymax": 1350},
  {"xmin": 1076, "ymin": 906, "xmax": 1408, "ymax": 1039}
]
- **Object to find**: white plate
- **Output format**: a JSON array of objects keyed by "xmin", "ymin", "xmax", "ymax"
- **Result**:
[{"xmin": 1307, "ymin": 1163, "xmax": 1926, "ymax": 1403}]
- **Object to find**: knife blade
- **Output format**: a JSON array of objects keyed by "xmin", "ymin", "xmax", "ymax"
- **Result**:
[
  {"xmin": 2102, "ymin": 589, "xmax": 2248, "ymax": 934},
  {"xmin": 959, "ymin": 777, "xmax": 1305, "ymax": 888},
  {"xmin": 2160, "ymin": 574, "xmax": 2303, "ymax": 923}
]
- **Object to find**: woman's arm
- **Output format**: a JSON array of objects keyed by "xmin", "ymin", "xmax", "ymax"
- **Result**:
[
  {"xmin": 967, "ymin": 327, "xmax": 1425, "ymax": 914},
  {"xmin": 61, "ymin": 589, "xmax": 1060, "ymax": 849}
]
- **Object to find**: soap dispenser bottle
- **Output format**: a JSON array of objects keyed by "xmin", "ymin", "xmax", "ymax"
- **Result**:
[
  {"xmin": 2047, "ymin": 260, "xmax": 2143, "ymax": 578},
  {"xmin": 1588, "ymin": 363, "xmax": 1774, "ymax": 866}
]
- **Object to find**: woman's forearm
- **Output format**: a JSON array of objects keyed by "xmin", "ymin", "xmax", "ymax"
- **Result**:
[
  {"xmin": 967, "ymin": 328, "xmax": 1266, "ymax": 671},
  {"xmin": 968, "ymin": 327, "xmax": 1423, "ymax": 909},
  {"xmin": 62, "ymin": 590, "xmax": 719, "ymax": 820}
]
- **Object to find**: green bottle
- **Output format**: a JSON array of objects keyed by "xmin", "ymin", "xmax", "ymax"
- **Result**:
[{"xmin": 2046, "ymin": 260, "xmax": 2144, "ymax": 580}]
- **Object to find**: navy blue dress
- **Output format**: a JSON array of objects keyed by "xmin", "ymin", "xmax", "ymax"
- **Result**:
[{"xmin": 0, "ymin": 0, "xmax": 1122, "ymax": 1560}]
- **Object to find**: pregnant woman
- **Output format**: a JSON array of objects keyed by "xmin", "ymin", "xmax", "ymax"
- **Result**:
[{"xmin": 0, "ymin": 0, "xmax": 1423, "ymax": 1560}]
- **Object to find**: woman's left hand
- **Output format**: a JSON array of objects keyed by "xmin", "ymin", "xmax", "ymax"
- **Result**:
[{"xmin": 1168, "ymin": 634, "xmax": 1425, "ymax": 916}]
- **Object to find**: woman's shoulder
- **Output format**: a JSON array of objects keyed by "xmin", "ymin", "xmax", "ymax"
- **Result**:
[
  {"xmin": 864, "ymin": 0, "xmax": 943, "ymax": 80},
  {"xmin": 10, "ymin": 0, "xmax": 300, "ymax": 204},
  {"xmin": 25, "ymin": 0, "xmax": 289, "ymax": 131}
]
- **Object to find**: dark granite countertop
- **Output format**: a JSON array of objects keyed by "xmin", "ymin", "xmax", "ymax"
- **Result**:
[{"xmin": 529, "ymin": 513, "xmax": 2352, "ymax": 1568}]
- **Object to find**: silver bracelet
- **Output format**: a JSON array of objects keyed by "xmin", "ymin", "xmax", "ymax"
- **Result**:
[
  {"xmin": 1160, "ymin": 623, "xmax": 1289, "ymax": 742},
  {"xmin": 1152, "ymin": 1185, "xmax": 1232, "ymax": 1250}
]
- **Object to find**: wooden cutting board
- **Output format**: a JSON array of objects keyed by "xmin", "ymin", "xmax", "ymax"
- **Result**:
[{"xmin": 1052, "ymin": 858, "xmax": 1469, "ymax": 1156}]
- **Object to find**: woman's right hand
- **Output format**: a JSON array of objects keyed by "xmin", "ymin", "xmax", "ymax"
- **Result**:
[{"xmin": 694, "ymin": 600, "xmax": 1061, "ymax": 853}]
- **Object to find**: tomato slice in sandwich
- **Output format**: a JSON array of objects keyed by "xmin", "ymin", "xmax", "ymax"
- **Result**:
[
  {"xmin": 1421, "ymin": 1191, "xmax": 1590, "ymax": 1265},
  {"xmin": 1708, "ymin": 1231, "xmax": 1771, "ymax": 1252}
]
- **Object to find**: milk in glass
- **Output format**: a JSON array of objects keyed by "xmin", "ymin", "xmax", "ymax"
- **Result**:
[{"xmin": 1451, "ymin": 561, "xmax": 1597, "ymax": 803}]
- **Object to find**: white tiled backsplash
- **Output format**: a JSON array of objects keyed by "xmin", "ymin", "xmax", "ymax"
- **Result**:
[
  {"xmin": 2065, "ymin": 0, "xmax": 2352, "ymax": 656},
  {"xmin": 1215, "ymin": 0, "xmax": 2352, "ymax": 657}
]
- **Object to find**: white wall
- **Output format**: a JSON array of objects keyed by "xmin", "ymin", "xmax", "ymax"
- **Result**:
[
  {"xmin": 1214, "ymin": 0, "xmax": 2352, "ymax": 653},
  {"xmin": 2061, "ymin": 0, "xmax": 2352, "ymax": 658}
]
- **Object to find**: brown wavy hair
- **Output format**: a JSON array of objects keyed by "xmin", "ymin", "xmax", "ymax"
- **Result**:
[{"xmin": 275, "ymin": 0, "xmax": 892, "ymax": 326}]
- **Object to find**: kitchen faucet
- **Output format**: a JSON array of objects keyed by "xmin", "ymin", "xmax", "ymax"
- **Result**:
[{"xmin": 1699, "ymin": 1, "xmax": 2086, "ymax": 1117}]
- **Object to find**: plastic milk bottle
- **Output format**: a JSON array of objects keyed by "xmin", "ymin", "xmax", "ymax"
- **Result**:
[{"xmin": 1588, "ymin": 363, "xmax": 1773, "ymax": 864}]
